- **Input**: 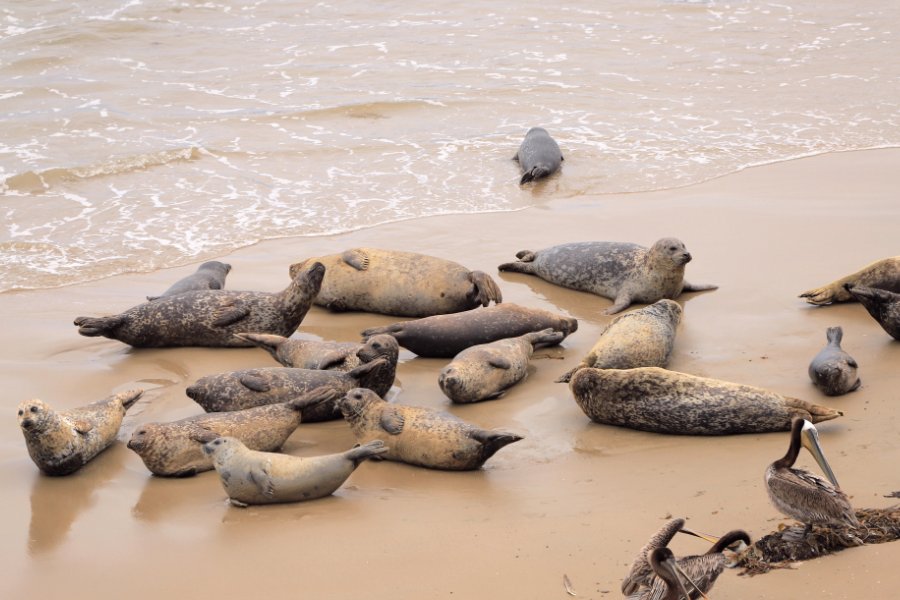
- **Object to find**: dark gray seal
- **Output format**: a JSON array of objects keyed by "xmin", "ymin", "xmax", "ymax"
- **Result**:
[
  {"xmin": 234, "ymin": 332, "xmax": 387, "ymax": 371},
  {"xmin": 438, "ymin": 328, "xmax": 564, "ymax": 403},
  {"xmin": 288, "ymin": 248, "xmax": 502, "ymax": 317},
  {"xmin": 74, "ymin": 261, "xmax": 325, "ymax": 348},
  {"xmin": 514, "ymin": 127, "xmax": 563, "ymax": 184},
  {"xmin": 362, "ymin": 303, "xmax": 577, "ymax": 358},
  {"xmin": 808, "ymin": 326, "xmax": 861, "ymax": 396},
  {"xmin": 337, "ymin": 388, "xmax": 523, "ymax": 470},
  {"xmin": 498, "ymin": 238, "xmax": 717, "ymax": 314},
  {"xmin": 147, "ymin": 260, "xmax": 232, "ymax": 300},
  {"xmin": 799, "ymin": 256, "xmax": 900, "ymax": 305},
  {"xmin": 844, "ymin": 283, "xmax": 900, "ymax": 340}
]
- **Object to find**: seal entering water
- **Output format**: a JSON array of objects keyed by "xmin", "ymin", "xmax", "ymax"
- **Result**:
[
  {"xmin": 808, "ymin": 326, "xmax": 861, "ymax": 396},
  {"xmin": 514, "ymin": 127, "xmax": 563, "ymax": 184},
  {"xmin": 147, "ymin": 260, "xmax": 231, "ymax": 300}
]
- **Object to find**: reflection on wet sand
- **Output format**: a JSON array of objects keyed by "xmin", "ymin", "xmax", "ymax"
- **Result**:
[{"xmin": 131, "ymin": 471, "xmax": 220, "ymax": 523}]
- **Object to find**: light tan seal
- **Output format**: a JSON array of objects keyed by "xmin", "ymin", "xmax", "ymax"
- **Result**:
[
  {"xmin": 337, "ymin": 388, "xmax": 523, "ymax": 470},
  {"xmin": 557, "ymin": 299, "xmax": 682, "ymax": 383},
  {"xmin": 808, "ymin": 326, "xmax": 861, "ymax": 396},
  {"xmin": 288, "ymin": 247, "xmax": 502, "ymax": 317},
  {"xmin": 147, "ymin": 260, "xmax": 232, "ymax": 301},
  {"xmin": 569, "ymin": 367, "xmax": 842, "ymax": 435},
  {"xmin": 202, "ymin": 437, "xmax": 387, "ymax": 507},
  {"xmin": 799, "ymin": 256, "xmax": 900, "ymax": 305},
  {"xmin": 498, "ymin": 238, "xmax": 717, "ymax": 314},
  {"xmin": 126, "ymin": 387, "xmax": 339, "ymax": 477},
  {"xmin": 234, "ymin": 332, "xmax": 387, "ymax": 371},
  {"xmin": 74, "ymin": 261, "xmax": 325, "ymax": 348},
  {"xmin": 17, "ymin": 389, "xmax": 143, "ymax": 476},
  {"xmin": 438, "ymin": 328, "xmax": 564, "ymax": 403}
]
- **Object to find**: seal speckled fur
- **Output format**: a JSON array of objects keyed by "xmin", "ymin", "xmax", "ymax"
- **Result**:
[
  {"xmin": 147, "ymin": 260, "xmax": 231, "ymax": 301},
  {"xmin": 234, "ymin": 332, "xmax": 390, "ymax": 371},
  {"xmin": 799, "ymin": 256, "xmax": 900, "ymax": 305},
  {"xmin": 808, "ymin": 326, "xmax": 861, "ymax": 396},
  {"xmin": 514, "ymin": 127, "xmax": 563, "ymax": 184},
  {"xmin": 844, "ymin": 283, "xmax": 900, "ymax": 340}
]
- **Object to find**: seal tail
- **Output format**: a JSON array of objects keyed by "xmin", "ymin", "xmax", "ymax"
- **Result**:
[
  {"xmin": 361, "ymin": 323, "xmax": 403, "ymax": 339},
  {"xmin": 116, "ymin": 389, "xmax": 144, "ymax": 411},
  {"xmin": 520, "ymin": 166, "xmax": 550, "ymax": 184},
  {"xmin": 472, "ymin": 430, "xmax": 523, "ymax": 461},
  {"xmin": 469, "ymin": 271, "xmax": 503, "ymax": 307},
  {"xmin": 74, "ymin": 315, "xmax": 126, "ymax": 337},
  {"xmin": 825, "ymin": 326, "xmax": 843, "ymax": 345},
  {"xmin": 497, "ymin": 250, "xmax": 537, "ymax": 274},
  {"xmin": 346, "ymin": 440, "xmax": 388, "ymax": 466}
]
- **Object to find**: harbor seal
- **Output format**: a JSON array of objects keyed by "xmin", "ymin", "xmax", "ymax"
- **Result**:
[
  {"xmin": 18, "ymin": 389, "xmax": 143, "ymax": 476},
  {"xmin": 569, "ymin": 367, "xmax": 842, "ymax": 435},
  {"xmin": 799, "ymin": 256, "xmax": 900, "ymax": 305},
  {"xmin": 844, "ymin": 283, "xmax": 900, "ymax": 340},
  {"xmin": 337, "ymin": 387, "xmax": 523, "ymax": 470},
  {"xmin": 808, "ymin": 326, "xmax": 861, "ymax": 396},
  {"xmin": 147, "ymin": 260, "xmax": 231, "ymax": 301},
  {"xmin": 438, "ymin": 328, "xmax": 564, "ymax": 403},
  {"xmin": 498, "ymin": 238, "xmax": 717, "ymax": 314},
  {"xmin": 514, "ymin": 127, "xmax": 563, "ymax": 184},
  {"xmin": 362, "ymin": 303, "xmax": 577, "ymax": 358},
  {"xmin": 288, "ymin": 248, "xmax": 502, "ymax": 317},
  {"xmin": 234, "ymin": 332, "xmax": 388, "ymax": 371},
  {"xmin": 203, "ymin": 437, "xmax": 387, "ymax": 506},
  {"xmin": 557, "ymin": 299, "xmax": 682, "ymax": 383},
  {"xmin": 127, "ymin": 387, "xmax": 339, "ymax": 477},
  {"xmin": 74, "ymin": 261, "xmax": 325, "ymax": 347}
]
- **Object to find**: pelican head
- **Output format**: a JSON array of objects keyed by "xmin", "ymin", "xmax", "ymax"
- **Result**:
[{"xmin": 799, "ymin": 419, "xmax": 840, "ymax": 488}]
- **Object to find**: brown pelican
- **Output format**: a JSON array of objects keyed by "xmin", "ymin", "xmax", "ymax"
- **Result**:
[
  {"xmin": 765, "ymin": 417, "xmax": 859, "ymax": 537},
  {"xmin": 626, "ymin": 547, "xmax": 707, "ymax": 600},
  {"xmin": 621, "ymin": 518, "xmax": 689, "ymax": 595}
]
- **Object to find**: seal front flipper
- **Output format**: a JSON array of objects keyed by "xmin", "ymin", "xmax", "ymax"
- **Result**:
[
  {"xmin": 468, "ymin": 271, "xmax": 503, "ymax": 307},
  {"xmin": 187, "ymin": 425, "xmax": 219, "ymax": 445},
  {"xmin": 316, "ymin": 349, "xmax": 352, "ymax": 370},
  {"xmin": 248, "ymin": 462, "xmax": 275, "ymax": 499},
  {"xmin": 71, "ymin": 418, "xmax": 94, "ymax": 435},
  {"xmin": 341, "ymin": 249, "xmax": 370, "ymax": 271},
  {"xmin": 379, "ymin": 406, "xmax": 406, "ymax": 435},
  {"xmin": 488, "ymin": 357, "xmax": 512, "ymax": 370},
  {"xmin": 604, "ymin": 293, "xmax": 633, "ymax": 315},
  {"xmin": 211, "ymin": 300, "xmax": 251, "ymax": 327},
  {"xmin": 74, "ymin": 315, "xmax": 126, "ymax": 337},
  {"xmin": 239, "ymin": 371, "xmax": 273, "ymax": 393},
  {"xmin": 682, "ymin": 280, "xmax": 719, "ymax": 292}
]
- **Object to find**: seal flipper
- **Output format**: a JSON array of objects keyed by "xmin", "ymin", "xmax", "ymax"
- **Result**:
[
  {"xmin": 379, "ymin": 406, "xmax": 406, "ymax": 435},
  {"xmin": 604, "ymin": 293, "xmax": 633, "ymax": 315},
  {"xmin": 316, "ymin": 349, "xmax": 352, "ymax": 370},
  {"xmin": 347, "ymin": 356, "xmax": 388, "ymax": 381},
  {"xmin": 361, "ymin": 323, "xmax": 403, "ymax": 339},
  {"xmin": 682, "ymin": 280, "xmax": 719, "ymax": 292},
  {"xmin": 520, "ymin": 166, "xmax": 550, "ymax": 185},
  {"xmin": 288, "ymin": 386, "xmax": 341, "ymax": 411},
  {"xmin": 345, "ymin": 440, "xmax": 388, "ymax": 466},
  {"xmin": 233, "ymin": 333, "xmax": 286, "ymax": 362},
  {"xmin": 498, "ymin": 251, "xmax": 537, "ymax": 274},
  {"xmin": 249, "ymin": 462, "xmax": 275, "ymax": 499},
  {"xmin": 341, "ymin": 249, "xmax": 370, "ymax": 271},
  {"xmin": 488, "ymin": 357, "xmax": 512, "ymax": 370},
  {"xmin": 239, "ymin": 371, "xmax": 273, "ymax": 393},
  {"xmin": 187, "ymin": 425, "xmax": 219, "ymax": 444},
  {"xmin": 71, "ymin": 418, "xmax": 94, "ymax": 435},
  {"xmin": 74, "ymin": 315, "xmax": 126, "ymax": 337},
  {"xmin": 470, "ymin": 430, "xmax": 523, "ymax": 461},
  {"xmin": 555, "ymin": 363, "xmax": 586, "ymax": 384},
  {"xmin": 468, "ymin": 271, "xmax": 503, "ymax": 307},
  {"xmin": 211, "ymin": 301, "xmax": 251, "ymax": 327}
]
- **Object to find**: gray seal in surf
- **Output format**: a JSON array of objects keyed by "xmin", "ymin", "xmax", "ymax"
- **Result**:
[
  {"xmin": 288, "ymin": 248, "xmax": 502, "ymax": 317},
  {"xmin": 569, "ymin": 367, "xmax": 842, "ymax": 435},
  {"xmin": 74, "ymin": 261, "xmax": 325, "ymax": 348},
  {"xmin": 362, "ymin": 303, "xmax": 577, "ymax": 358},
  {"xmin": 126, "ymin": 387, "xmax": 339, "ymax": 477},
  {"xmin": 808, "ymin": 326, "xmax": 861, "ymax": 396},
  {"xmin": 147, "ymin": 260, "xmax": 232, "ymax": 301},
  {"xmin": 844, "ymin": 283, "xmax": 900, "ymax": 340},
  {"xmin": 438, "ymin": 328, "xmax": 564, "ymax": 403},
  {"xmin": 202, "ymin": 437, "xmax": 387, "ymax": 507},
  {"xmin": 234, "ymin": 332, "xmax": 391, "ymax": 371},
  {"xmin": 514, "ymin": 127, "xmax": 563, "ymax": 184},
  {"xmin": 799, "ymin": 256, "xmax": 900, "ymax": 305},
  {"xmin": 338, "ymin": 387, "xmax": 523, "ymax": 470},
  {"xmin": 498, "ymin": 238, "xmax": 717, "ymax": 315},
  {"xmin": 17, "ymin": 389, "xmax": 143, "ymax": 476},
  {"xmin": 557, "ymin": 299, "xmax": 682, "ymax": 383}
]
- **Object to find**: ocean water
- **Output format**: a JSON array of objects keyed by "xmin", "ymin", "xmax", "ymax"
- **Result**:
[{"xmin": 2, "ymin": 0, "xmax": 898, "ymax": 292}]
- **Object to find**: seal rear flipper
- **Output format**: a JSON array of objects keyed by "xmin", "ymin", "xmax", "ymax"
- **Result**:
[
  {"xmin": 497, "ymin": 258, "xmax": 536, "ymax": 274},
  {"xmin": 682, "ymin": 280, "xmax": 719, "ymax": 292},
  {"xmin": 379, "ymin": 406, "xmax": 406, "ymax": 435},
  {"xmin": 116, "ymin": 389, "xmax": 144, "ymax": 411},
  {"xmin": 289, "ymin": 385, "xmax": 342, "ymax": 411},
  {"xmin": 74, "ymin": 315, "xmax": 126, "ymax": 337},
  {"xmin": 346, "ymin": 440, "xmax": 388, "ymax": 465},
  {"xmin": 519, "ymin": 166, "xmax": 550, "ymax": 185},
  {"xmin": 826, "ymin": 326, "xmax": 844, "ymax": 345},
  {"xmin": 361, "ymin": 323, "xmax": 403, "ymax": 339},
  {"xmin": 211, "ymin": 301, "xmax": 251, "ymax": 327},
  {"xmin": 146, "ymin": 295, "xmax": 160, "ymax": 301},
  {"xmin": 348, "ymin": 356, "xmax": 388, "ymax": 380},
  {"xmin": 784, "ymin": 397, "xmax": 843, "ymax": 424},
  {"xmin": 341, "ymin": 249, "xmax": 370, "ymax": 271},
  {"xmin": 233, "ymin": 333, "xmax": 286, "ymax": 358},
  {"xmin": 471, "ymin": 430, "xmax": 523, "ymax": 459},
  {"xmin": 468, "ymin": 271, "xmax": 503, "ymax": 307},
  {"xmin": 555, "ymin": 363, "xmax": 585, "ymax": 384},
  {"xmin": 524, "ymin": 328, "xmax": 565, "ymax": 348}
]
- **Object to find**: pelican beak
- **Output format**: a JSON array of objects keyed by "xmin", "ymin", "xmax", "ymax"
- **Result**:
[
  {"xmin": 800, "ymin": 420, "xmax": 840, "ymax": 488},
  {"xmin": 671, "ymin": 561, "xmax": 711, "ymax": 600},
  {"xmin": 678, "ymin": 526, "xmax": 720, "ymax": 545}
]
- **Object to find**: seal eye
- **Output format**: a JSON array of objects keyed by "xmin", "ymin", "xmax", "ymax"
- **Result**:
[
  {"xmin": 372, "ymin": 343, "xmax": 381, "ymax": 349},
  {"xmin": 30, "ymin": 406, "xmax": 38, "ymax": 413}
]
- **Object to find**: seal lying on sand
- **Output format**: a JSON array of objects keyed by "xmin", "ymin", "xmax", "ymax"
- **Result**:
[
  {"xmin": 288, "ymin": 248, "xmax": 502, "ymax": 317},
  {"xmin": 498, "ymin": 238, "xmax": 717, "ymax": 314},
  {"xmin": 799, "ymin": 256, "xmax": 900, "ymax": 305},
  {"xmin": 74, "ymin": 262, "xmax": 325, "ymax": 348},
  {"xmin": 338, "ymin": 388, "xmax": 523, "ymax": 470},
  {"xmin": 234, "ymin": 332, "xmax": 390, "ymax": 371},
  {"xmin": 439, "ymin": 329, "xmax": 564, "ymax": 403},
  {"xmin": 808, "ymin": 326, "xmax": 860, "ymax": 396},
  {"xmin": 127, "ymin": 387, "xmax": 338, "ymax": 477},
  {"xmin": 514, "ymin": 127, "xmax": 563, "ymax": 184},
  {"xmin": 18, "ymin": 390, "xmax": 143, "ymax": 475},
  {"xmin": 844, "ymin": 283, "xmax": 900, "ymax": 340},
  {"xmin": 557, "ymin": 299, "xmax": 682, "ymax": 383},
  {"xmin": 147, "ymin": 260, "xmax": 231, "ymax": 301},
  {"xmin": 203, "ymin": 437, "xmax": 387, "ymax": 506},
  {"xmin": 569, "ymin": 367, "xmax": 842, "ymax": 435},
  {"xmin": 362, "ymin": 303, "xmax": 577, "ymax": 358}
]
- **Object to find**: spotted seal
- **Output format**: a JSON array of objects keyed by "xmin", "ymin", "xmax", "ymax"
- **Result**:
[
  {"xmin": 808, "ymin": 326, "xmax": 861, "ymax": 396},
  {"xmin": 288, "ymin": 248, "xmax": 502, "ymax": 317},
  {"xmin": 147, "ymin": 260, "xmax": 232, "ymax": 301},
  {"xmin": 498, "ymin": 238, "xmax": 717, "ymax": 314},
  {"xmin": 514, "ymin": 127, "xmax": 563, "ymax": 184},
  {"xmin": 17, "ymin": 389, "xmax": 143, "ymax": 476},
  {"xmin": 234, "ymin": 332, "xmax": 392, "ymax": 371},
  {"xmin": 74, "ymin": 261, "xmax": 324, "ymax": 347},
  {"xmin": 844, "ymin": 283, "xmax": 900, "ymax": 340},
  {"xmin": 799, "ymin": 256, "xmax": 900, "ymax": 305}
]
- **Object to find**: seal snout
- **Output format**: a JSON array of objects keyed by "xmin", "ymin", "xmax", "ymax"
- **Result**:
[{"xmin": 680, "ymin": 251, "xmax": 692, "ymax": 265}]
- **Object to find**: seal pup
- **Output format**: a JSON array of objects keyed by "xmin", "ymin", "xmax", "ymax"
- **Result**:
[
  {"xmin": 514, "ymin": 127, "xmax": 563, "ymax": 184},
  {"xmin": 438, "ymin": 328, "xmax": 564, "ymax": 403},
  {"xmin": 74, "ymin": 261, "xmax": 325, "ymax": 348},
  {"xmin": 234, "ymin": 332, "xmax": 393, "ymax": 371},
  {"xmin": 362, "ymin": 303, "xmax": 577, "ymax": 358},
  {"xmin": 570, "ymin": 367, "xmax": 842, "ymax": 435},
  {"xmin": 557, "ymin": 299, "xmax": 682, "ymax": 383},
  {"xmin": 288, "ymin": 248, "xmax": 502, "ymax": 317},
  {"xmin": 799, "ymin": 256, "xmax": 900, "ymax": 305},
  {"xmin": 17, "ymin": 389, "xmax": 143, "ymax": 476},
  {"xmin": 127, "ymin": 387, "xmax": 339, "ymax": 477},
  {"xmin": 337, "ymin": 388, "xmax": 523, "ymax": 470},
  {"xmin": 844, "ymin": 283, "xmax": 900, "ymax": 340},
  {"xmin": 147, "ymin": 260, "xmax": 232, "ymax": 300},
  {"xmin": 808, "ymin": 326, "xmax": 861, "ymax": 396},
  {"xmin": 498, "ymin": 238, "xmax": 716, "ymax": 314},
  {"xmin": 203, "ymin": 437, "xmax": 387, "ymax": 506}
]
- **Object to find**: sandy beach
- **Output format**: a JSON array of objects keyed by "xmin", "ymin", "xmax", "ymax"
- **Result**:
[{"xmin": 2, "ymin": 148, "xmax": 899, "ymax": 599}]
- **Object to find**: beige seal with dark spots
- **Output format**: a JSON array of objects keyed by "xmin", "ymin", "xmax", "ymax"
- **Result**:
[
  {"xmin": 18, "ymin": 389, "xmax": 143, "ymax": 476},
  {"xmin": 569, "ymin": 367, "xmax": 842, "ymax": 435},
  {"xmin": 557, "ymin": 299, "xmax": 682, "ymax": 383},
  {"xmin": 74, "ymin": 262, "xmax": 325, "ymax": 348},
  {"xmin": 288, "ymin": 247, "xmax": 502, "ymax": 317},
  {"xmin": 338, "ymin": 388, "xmax": 523, "ymax": 470},
  {"xmin": 498, "ymin": 238, "xmax": 717, "ymax": 314},
  {"xmin": 799, "ymin": 256, "xmax": 900, "ymax": 305},
  {"xmin": 147, "ymin": 260, "xmax": 232, "ymax": 301},
  {"xmin": 808, "ymin": 326, "xmax": 861, "ymax": 396},
  {"xmin": 234, "ymin": 332, "xmax": 391, "ymax": 371},
  {"xmin": 203, "ymin": 437, "xmax": 387, "ymax": 506},
  {"xmin": 127, "ymin": 387, "xmax": 339, "ymax": 477}
]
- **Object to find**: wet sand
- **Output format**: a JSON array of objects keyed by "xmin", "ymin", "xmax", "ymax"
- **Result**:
[{"xmin": 2, "ymin": 149, "xmax": 899, "ymax": 599}]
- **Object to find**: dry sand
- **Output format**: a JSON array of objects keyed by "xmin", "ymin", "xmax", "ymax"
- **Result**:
[{"xmin": 2, "ymin": 149, "xmax": 899, "ymax": 599}]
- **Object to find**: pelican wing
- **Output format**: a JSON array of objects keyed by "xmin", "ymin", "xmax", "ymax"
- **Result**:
[
  {"xmin": 767, "ymin": 466, "xmax": 857, "ymax": 526},
  {"xmin": 622, "ymin": 518, "xmax": 685, "ymax": 595}
]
